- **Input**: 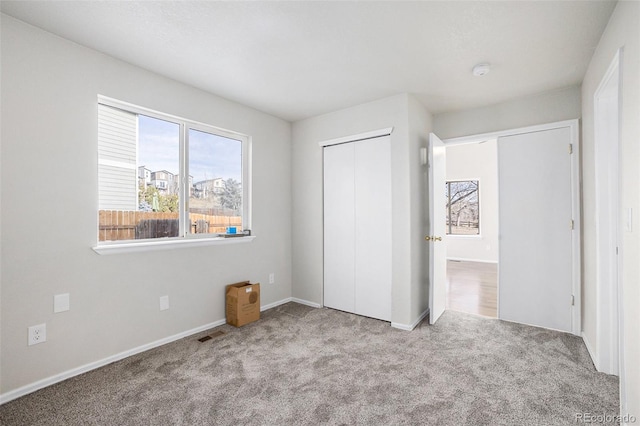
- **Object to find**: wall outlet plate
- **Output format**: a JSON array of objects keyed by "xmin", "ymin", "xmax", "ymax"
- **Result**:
[
  {"xmin": 269, "ymin": 273, "xmax": 275, "ymax": 284},
  {"xmin": 28, "ymin": 323, "xmax": 47, "ymax": 346}
]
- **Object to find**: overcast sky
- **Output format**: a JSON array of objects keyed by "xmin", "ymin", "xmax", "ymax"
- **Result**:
[{"xmin": 138, "ymin": 114, "xmax": 242, "ymax": 183}]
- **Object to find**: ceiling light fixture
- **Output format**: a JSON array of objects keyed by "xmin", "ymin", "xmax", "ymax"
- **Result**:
[{"xmin": 472, "ymin": 63, "xmax": 491, "ymax": 77}]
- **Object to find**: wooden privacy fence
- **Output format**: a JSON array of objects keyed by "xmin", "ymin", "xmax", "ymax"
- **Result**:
[
  {"xmin": 99, "ymin": 210, "xmax": 242, "ymax": 241},
  {"xmin": 189, "ymin": 213, "xmax": 242, "ymax": 235}
]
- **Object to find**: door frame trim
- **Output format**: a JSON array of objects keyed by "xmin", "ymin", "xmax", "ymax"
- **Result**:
[
  {"xmin": 318, "ymin": 127, "xmax": 393, "ymax": 147},
  {"xmin": 443, "ymin": 120, "xmax": 578, "ymax": 146},
  {"xmin": 444, "ymin": 119, "xmax": 581, "ymax": 336},
  {"xmin": 593, "ymin": 48, "xmax": 623, "ymax": 382}
]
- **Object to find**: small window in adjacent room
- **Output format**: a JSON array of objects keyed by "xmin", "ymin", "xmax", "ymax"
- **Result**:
[
  {"xmin": 445, "ymin": 180, "xmax": 479, "ymax": 235},
  {"xmin": 97, "ymin": 97, "xmax": 250, "ymax": 244}
]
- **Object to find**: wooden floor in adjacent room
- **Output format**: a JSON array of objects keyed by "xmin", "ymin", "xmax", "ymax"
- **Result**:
[{"xmin": 446, "ymin": 260, "xmax": 498, "ymax": 318}]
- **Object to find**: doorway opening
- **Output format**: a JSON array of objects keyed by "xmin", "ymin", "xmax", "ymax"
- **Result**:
[
  {"xmin": 430, "ymin": 120, "xmax": 580, "ymax": 334},
  {"xmin": 444, "ymin": 140, "xmax": 499, "ymax": 318}
]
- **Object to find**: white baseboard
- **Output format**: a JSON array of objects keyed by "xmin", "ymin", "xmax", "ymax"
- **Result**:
[
  {"xmin": 0, "ymin": 318, "xmax": 224, "ymax": 405},
  {"xmin": 447, "ymin": 257, "xmax": 498, "ymax": 264},
  {"xmin": 0, "ymin": 296, "xmax": 296, "ymax": 405},
  {"xmin": 261, "ymin": 297, "xmax": 322, "ymax": 310},
  {"xmin": 291, "ymin": 297, "xmax": 322, "ymax": 308},
  {"xmin": 581, "ymin": 331, "xmax": 599, "ymax": 371},
  {"xmin": 260, "ymin": 297, "xmax": 293, "ymax": 311},
  {"xmin": 391, "ymin": 308, "xmax": 430, "ymax": 331}
]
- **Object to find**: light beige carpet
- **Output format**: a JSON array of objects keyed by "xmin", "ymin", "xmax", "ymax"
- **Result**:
[{"xmin": 0, "ymin": 303, "xmax": 619, "ymax": 425}]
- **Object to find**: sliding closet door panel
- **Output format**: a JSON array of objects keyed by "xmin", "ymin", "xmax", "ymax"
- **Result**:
[
  {"xmin": 323, "ymin": 143, "xmax": 356, "ymax": 313},
  {"xmin": 354, "ymin": 136, "xmax": 392, "ymax": 321},
  {"xmin": 498, "ymin": 127, "xmax": 573, "ymax": 332}
]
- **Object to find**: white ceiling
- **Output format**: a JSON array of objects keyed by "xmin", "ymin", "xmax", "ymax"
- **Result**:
[{"xmin": 1, "ymin": 1, "xmax": 617, "ymax": 122}]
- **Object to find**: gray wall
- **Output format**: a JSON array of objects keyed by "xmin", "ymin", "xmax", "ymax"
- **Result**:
[
  {"xmin": 291, "ymin": 93, "xmax": 432, "ymax": 327},
  {"xmin": 1, "ymin": 15, "xmax": 292, "ymax": 394},
  {"xmin": 433, "ymin": 85, "xmax": 581, "ymax": 139},
  {"xmin": 581, "ymin": 1, "xmax": 640, "ymax": 417}
]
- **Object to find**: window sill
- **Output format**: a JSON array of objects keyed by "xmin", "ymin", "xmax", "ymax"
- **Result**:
[
  {"xmin": 446, "ymin": 234, "xmax": 482, "ymax": 239},
  {"xmin": 92, "ymin": 235, "xmax": 256, "ymax": 255}
]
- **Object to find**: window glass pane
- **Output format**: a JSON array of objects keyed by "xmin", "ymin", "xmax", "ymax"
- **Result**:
[
  {"xmin": 188, "ymin": 128, "xmax": 243, "ymax": 234},
  {"xmin": 136, "ymin": 115, "xmax": 181, "ymax": 238},
  {"xmin": 98, "ymin": 105, "xmax": 180, "ymax": 241},
  {"xmin": 445, "ymin": 180, "xmax": 479, "ymax": 235}
]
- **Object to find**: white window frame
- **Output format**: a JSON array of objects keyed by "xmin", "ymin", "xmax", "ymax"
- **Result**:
[{"xmin": 94, "ymin": 96, "xmax": 253, "ymax": 254}]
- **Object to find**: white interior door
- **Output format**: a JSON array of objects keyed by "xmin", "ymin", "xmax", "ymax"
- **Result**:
[
  {"xmin": 354, "ymin": 136, "xmax": 392, "ymax": 321},
  {"xmin": 498, "ymin": 127, "xmax": 575, "ymax": 333},
  {"xmin": 323, "ymin": 142, "xmax": 356, "ymax": 314},
  {"xmin": 428, "ymin": 133, "xmax": 447, "ymax": 324}
]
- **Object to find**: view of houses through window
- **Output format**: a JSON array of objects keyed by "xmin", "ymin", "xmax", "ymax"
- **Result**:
[
  {"xmin": 98, "ymin": 101, "xmax": 246, "ymax": 242},
  {"xmin": 445, "ymin": 180, "xmax": 479, "ymax": 235}
]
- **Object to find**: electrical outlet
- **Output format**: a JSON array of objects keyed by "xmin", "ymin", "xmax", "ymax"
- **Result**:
[
  {"xmin": 28, "ymin": 323, "xmax": 47, "ymax": 346},
  {"xmin": 269, "ymin": 273, "xmax": 275, "ymax": 284},
  {"xmin": 159, "ymin": 295, "xmax": 169, "ymax": 311}
]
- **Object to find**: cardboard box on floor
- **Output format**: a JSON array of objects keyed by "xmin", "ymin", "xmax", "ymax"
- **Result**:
[{"xmin": 226, "ymin": 281, "xmax": 260, "ymax": 327}]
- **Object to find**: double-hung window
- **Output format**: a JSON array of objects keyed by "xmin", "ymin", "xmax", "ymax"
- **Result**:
[{"xmin": 97, "ymin": 96, "xmax": 250, "ymax": 245}]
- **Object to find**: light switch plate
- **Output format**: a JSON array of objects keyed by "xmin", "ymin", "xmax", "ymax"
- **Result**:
[
  {"xmin": 54, "ymin": 293, "xmax": 70, "ymax": 313},
  {"xmin": 159, "ymin": 295, "xmax": 169, "ymax": 311}
]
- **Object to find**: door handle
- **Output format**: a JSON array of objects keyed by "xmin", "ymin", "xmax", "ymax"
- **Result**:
[{"xmin": 424, "ymin": 236, "xmax": 442, "ymax": 241}]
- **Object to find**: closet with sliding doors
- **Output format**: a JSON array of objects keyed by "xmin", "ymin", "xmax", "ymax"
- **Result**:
[{"xmin": 322, "ymin": 130, "xmax": 392, "ymax": 321}]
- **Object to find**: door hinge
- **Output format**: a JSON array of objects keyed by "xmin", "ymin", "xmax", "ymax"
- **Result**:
[
  {"xmin": 616, "ymin": 246, "xmax": 619, "ymax": 255},
  {"xmin": 570, "ymin": 219, "xmax": 574, "ymax": 230},
  {"xmin": 571, "ymin": 295, "xmax": 575, "ymax": 306},
  {"xmin": 568, "ymin": 144, "xmax": 573, "ymax": 154}
]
